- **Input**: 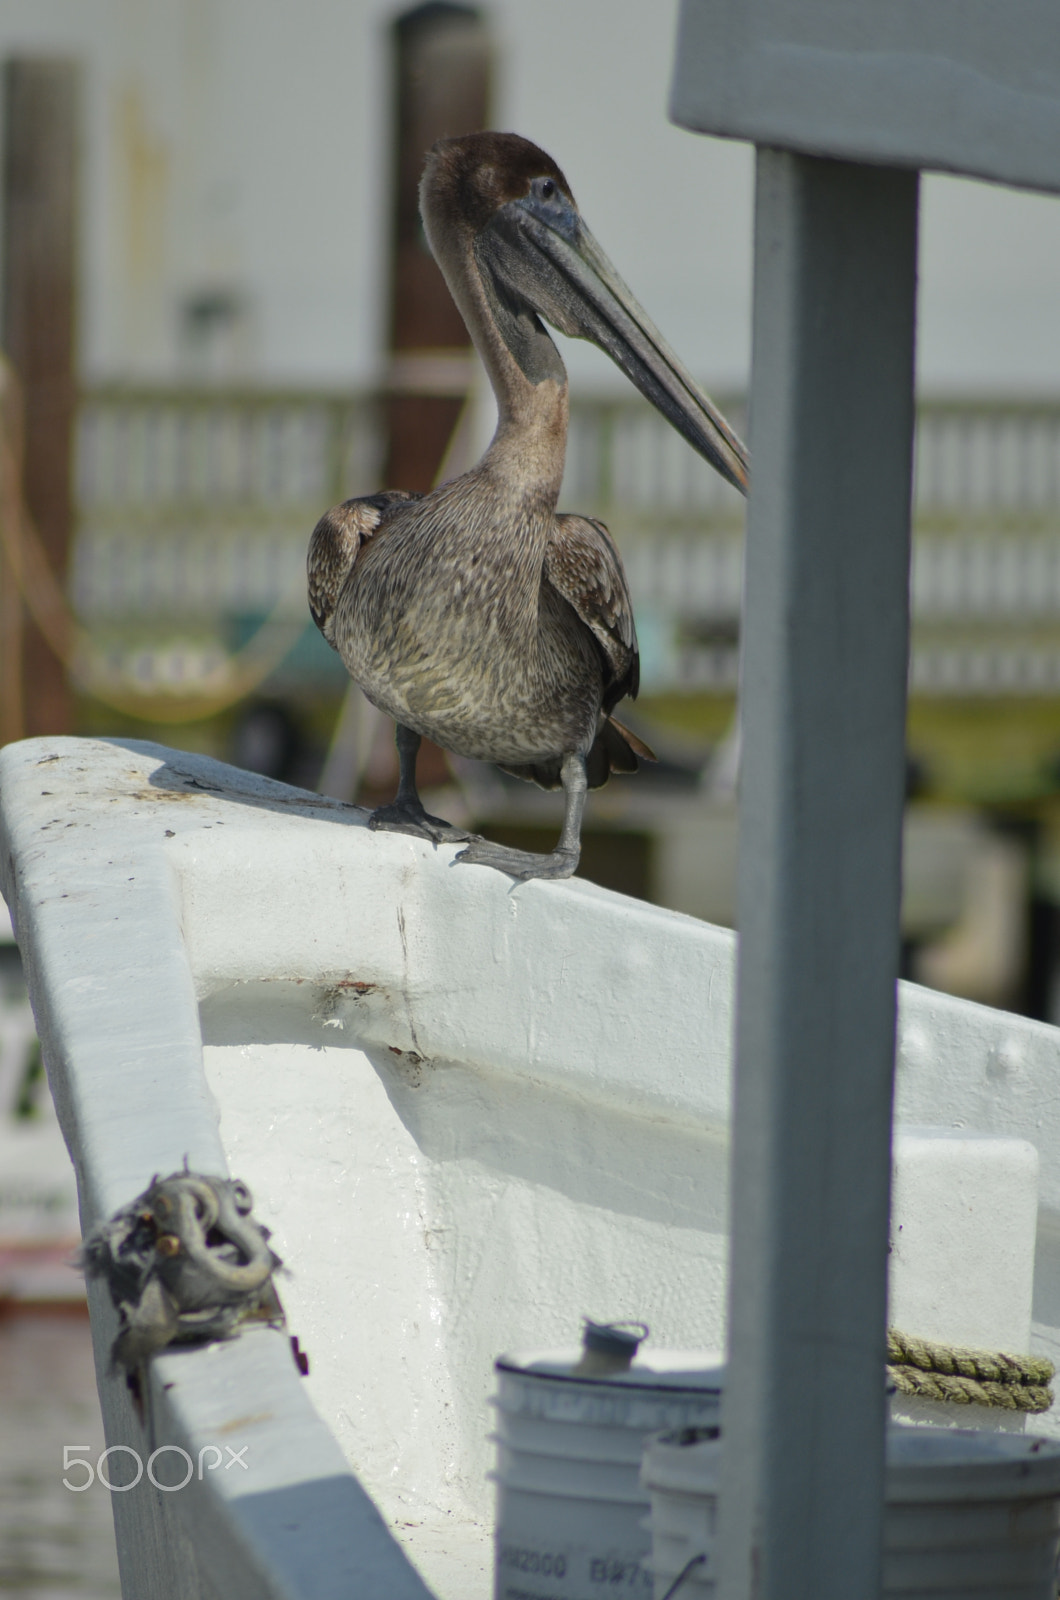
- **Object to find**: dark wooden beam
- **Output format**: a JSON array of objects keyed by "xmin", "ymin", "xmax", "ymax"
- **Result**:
[
  {"xmin": 2, "ymin": 58, "xmax": 79, "ymax": 739},
  {"xmin": 383, "ymin": 3, "xmax": 491, "ymax": 494},
  {"xmin": 0, "ymin": 361, "xmax": 24, "ymax": 744}
]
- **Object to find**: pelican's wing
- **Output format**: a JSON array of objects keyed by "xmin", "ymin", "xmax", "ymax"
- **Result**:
[
  {"xmin": 545, "ymin": 513, "xmax": 639, "ymax": 706},
  {"xmin": 307, "ymin": 491, "xmax": 419, "ymax": 646}
]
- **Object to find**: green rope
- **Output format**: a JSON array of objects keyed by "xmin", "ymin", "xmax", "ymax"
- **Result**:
[{"xmin": 887, "ymin": 1328, "xmax": 1055, "ymax": 1414}]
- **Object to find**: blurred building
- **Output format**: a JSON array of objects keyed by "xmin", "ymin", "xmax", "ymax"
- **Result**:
[{"xmin": 0, "ymin": 0, "xmax": 1055, "ymax": 391}]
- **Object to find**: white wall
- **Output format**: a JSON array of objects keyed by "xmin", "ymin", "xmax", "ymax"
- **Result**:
[{"xmin": 0, "ymin": 0, "xmax": 1056, "ymax": 392}]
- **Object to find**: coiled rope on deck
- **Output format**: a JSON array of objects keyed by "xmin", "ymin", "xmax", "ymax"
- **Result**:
[{"xmin": 887, "ymin": 1328, "xmax": 1055, "ymax": 1413}]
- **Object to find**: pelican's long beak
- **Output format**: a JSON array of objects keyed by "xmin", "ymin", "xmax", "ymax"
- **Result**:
[{"xmin": 489, "ymin": 195, "xmax": 749, "ymax": 495}]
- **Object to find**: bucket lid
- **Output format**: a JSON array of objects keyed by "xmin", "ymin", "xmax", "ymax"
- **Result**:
[
  {"xmin": 496, "ymin": 1348, "xmax": 726, "ymax": 1394},
  {"xmin": 886, "ymin": 1426, "xmax": 1060, "ymax": 1503}
]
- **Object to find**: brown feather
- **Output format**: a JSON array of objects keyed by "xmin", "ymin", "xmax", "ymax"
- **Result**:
[
  {"xmin": 607, "ymin": 716, "xmax": 656, "ymax": 764},
  {"xmin": 584, "ymin": 717, "xmax": 656, "ymax": 788},
  {"xmin": 544, "ymin": 513, "xmax": 639, "ymax": 711},
  {"xmin": 307, "ymin": 491, "xmax": 420, "ymax": 646}
]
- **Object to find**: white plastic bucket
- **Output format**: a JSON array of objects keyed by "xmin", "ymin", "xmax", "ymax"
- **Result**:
[
  {"xmin": 642, "ymin": 1424, "xmax": 1060, "ymax": 1600},
  {"xmin": 884, "ymin": 1427, "xmax": 1060, "ymax": 1597},
  {"xmin": 640, "ymin": 1428, "xmax": 719, "ymax": 1598},
  {"xmin": 491, "ymin": 1348, "xmax": 724, "ymax": 1600}
]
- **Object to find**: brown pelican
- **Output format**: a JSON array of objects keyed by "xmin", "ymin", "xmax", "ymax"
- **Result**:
[{"xmin": 309, "ymin": 132, "xmax": 747, "ymax": 880}]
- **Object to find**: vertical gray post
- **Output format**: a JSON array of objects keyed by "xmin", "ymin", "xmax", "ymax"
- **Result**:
[{"xmin": 719, "ymin": 152, "xmax": 919, "ymax": 1600}]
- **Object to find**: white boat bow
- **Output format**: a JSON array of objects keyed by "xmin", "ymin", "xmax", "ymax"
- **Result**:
[{"xmin": 1, "ymin": 735, "xmax": 1059, "ymax": 1598}]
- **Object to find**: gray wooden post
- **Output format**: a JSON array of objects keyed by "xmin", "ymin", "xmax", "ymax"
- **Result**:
[
  {"xmin": 669, "ymin": 3, "xmax": 1060, "ymax": 1593},
  {"xmin": 720, "ymin": 151, "xmax": 918, "ymax": 1600}
]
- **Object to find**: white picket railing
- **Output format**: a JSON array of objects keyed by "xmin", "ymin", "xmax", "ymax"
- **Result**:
[{"xmin": 69, "ymin": 387, "xmax": 1060, "ymax": 697}]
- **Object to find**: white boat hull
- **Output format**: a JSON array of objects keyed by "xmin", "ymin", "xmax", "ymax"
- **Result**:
[{"xmin": 2, "ymin": 737, "xmax": 1059, "ymax": 1598}]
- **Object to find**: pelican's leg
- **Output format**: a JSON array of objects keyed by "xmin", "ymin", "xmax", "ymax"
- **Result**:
[
  {"xmin": 368, "ymin": 724, "xmax": 474, "ymax": 844},
  {"xmin": 455, "ymin": 751, "xmax": 585, "ymax": 881}
]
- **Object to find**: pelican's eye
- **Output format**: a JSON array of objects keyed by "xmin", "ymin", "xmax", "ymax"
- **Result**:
[{"xmin": 515, "ymin": 174, "xmax": 578, "ymax": 243}]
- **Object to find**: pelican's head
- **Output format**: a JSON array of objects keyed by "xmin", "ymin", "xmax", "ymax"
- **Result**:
[{"xmin": 421, "ymin": 131, "xmax": 748, "ymax": 495}]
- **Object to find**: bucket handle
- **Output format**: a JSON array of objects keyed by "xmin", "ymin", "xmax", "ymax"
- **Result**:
[{"xmin": 659, "ymin": 1552, "xmax": 707, "ymax": 1599}]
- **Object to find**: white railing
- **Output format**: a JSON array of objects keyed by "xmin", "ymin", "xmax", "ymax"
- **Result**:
[
  {"xmin": 567, "ymin": 395, "xmax": 1060, "ymax": 522},
  {"xmin": 76, "ymin": 386, "xmax": 379, "ymax": 515},
  {"xmin": 914, "ymin": 403, "xmax": 1060, "ymax": 517},
  {"xmin": 71, "ymin": 388, "xmax": 379, "ymax": 631},
  {"xmin": 69, "ymin": 387, "xmax": 1060, "ymax": 697}
]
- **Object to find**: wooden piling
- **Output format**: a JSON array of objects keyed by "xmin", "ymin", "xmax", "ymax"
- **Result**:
[{"xmin": 1, "ymin": 59, "xmax": 79, "ymax": 739}]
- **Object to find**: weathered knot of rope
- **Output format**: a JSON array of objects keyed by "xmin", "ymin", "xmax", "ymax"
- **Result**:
[
  {"xmin": 81, "ymin": 1168, "xmax": 282, "ymax": 1371},
  {"xmin": 887, "ymin": 1327, "xmax": 1055, "ymax": 1413}
]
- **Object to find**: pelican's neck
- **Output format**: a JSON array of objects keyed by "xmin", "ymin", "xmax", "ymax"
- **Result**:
[
  {"xmin": 481, "ymin": 367, "xmax": 569, "ymax": 508},
  {"xmin": 429, "ymin": 223, "xmax": 569, "ymax": 505}
]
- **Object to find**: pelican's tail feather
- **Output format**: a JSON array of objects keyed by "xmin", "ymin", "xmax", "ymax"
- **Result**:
[
  {"xmin": 498, "ymin": 716, "xmax": 656, "ymax": 792},
  {"xmin": 585, "ymin": 715, "xmax": 656, "ymax": 788}
]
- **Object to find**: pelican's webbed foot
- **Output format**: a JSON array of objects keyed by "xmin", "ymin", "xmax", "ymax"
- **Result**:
[
  {"xmin": 453, "ymin": 838, "xmax": 579, "ymax": 881},
  {"xmin": 453, "ymin": 750, "xmax": 587, "ymax": 882},
  {"xmin": 368, "ymin": 724, "xmax": 474, "ymax": 845},
  {"xmin": 369, "ymin": 798, "xmax": 472, "ymax": 845}
]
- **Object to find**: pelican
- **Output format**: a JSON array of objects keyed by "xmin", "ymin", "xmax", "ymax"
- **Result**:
[{"xmin": 308, "ymin": 131, "xmax": 747, "ymax": 880}]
